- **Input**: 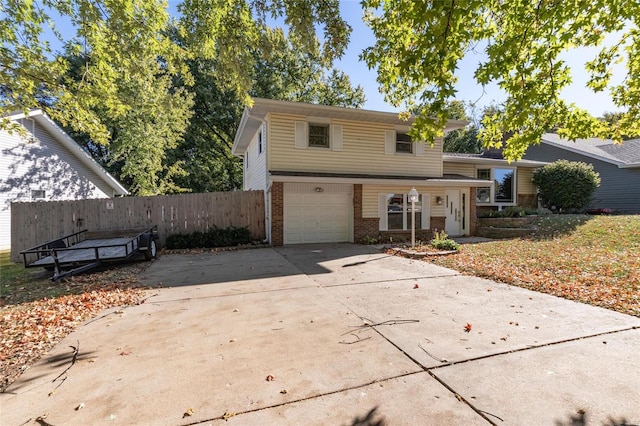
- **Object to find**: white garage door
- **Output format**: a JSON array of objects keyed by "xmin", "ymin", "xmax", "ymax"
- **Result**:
[{"xmin": 284, "ymin": 192, "xmax": 351, "ymax": 244}]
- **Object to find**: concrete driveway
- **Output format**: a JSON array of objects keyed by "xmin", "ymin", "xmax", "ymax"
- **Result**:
[{"xmin": 2, "ymin": 244, "xmax": 639, "ymax": 425}]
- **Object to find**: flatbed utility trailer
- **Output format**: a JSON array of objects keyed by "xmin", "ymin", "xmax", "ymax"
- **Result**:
[{"xmin": 20, "ymin": 226, "xmax": 158, "ymax": 281}]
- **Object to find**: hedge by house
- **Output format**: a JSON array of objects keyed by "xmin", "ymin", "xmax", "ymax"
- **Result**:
[
  {"xmin": 165, "ymin": 226, "xmax": 253, "ymax": 249},
  {"xmin": 532, "ymin": 160, "xmax": 601, "ymax": 211}
]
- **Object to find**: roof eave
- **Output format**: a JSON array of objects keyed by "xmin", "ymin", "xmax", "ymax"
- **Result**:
[{"xmin": 443, "ymin": 155, "xmax": 548, "ymax": 167}]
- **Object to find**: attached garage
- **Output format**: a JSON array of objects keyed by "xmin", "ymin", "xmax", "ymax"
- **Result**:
[{"xmin": 283, "ymin": 183, "xmax": 352, "ymax": 244}]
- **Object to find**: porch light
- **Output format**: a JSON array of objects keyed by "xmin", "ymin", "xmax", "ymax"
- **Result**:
[
  {"xmin": 408, "ymin": 188, "xmax": 419, "ymax": 247},
  {"xmin": 436, "ymin": 195, "xmax": 443, "ymax": 205}
]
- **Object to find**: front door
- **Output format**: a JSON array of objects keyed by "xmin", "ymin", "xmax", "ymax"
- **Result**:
[{"xmin": 445, "ymin": 189, "xmax": 461, "ymax": 236}]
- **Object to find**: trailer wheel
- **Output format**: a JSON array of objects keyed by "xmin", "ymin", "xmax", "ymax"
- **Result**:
[{"xmin": 140, "ymin": 234, "xmax": 157, "ymax": 260}]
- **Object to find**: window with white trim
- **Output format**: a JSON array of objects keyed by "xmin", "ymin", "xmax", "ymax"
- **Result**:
[
  {"xmin": 31, "ymin": 189, "xmax": 45, "ymax": 200},
  {"xmin": 476, "ymin": 167, "xmax": 516, "ymax": 204},
  {"xmin": 308, "ymin": 124, "xmax": 330, "ymax": 148},
  {"xmin": 395, "ymin": 133, "xmax": 413, "ymax": 154},
  {"xmin": 380, "ymin": 193, "xmax": 429, "ymax": 230}
]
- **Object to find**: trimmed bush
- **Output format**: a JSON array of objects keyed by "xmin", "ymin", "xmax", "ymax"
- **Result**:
[
  {"xmin": 532, "ymin": 160, "xmax": 601, "ymax": 211},
  {"xmin": 166, "ymin": 226, "xmax": 253, "ymax": 249}
]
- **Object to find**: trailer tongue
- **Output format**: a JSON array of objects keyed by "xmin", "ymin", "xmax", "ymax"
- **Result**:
[{"xmin": 20, "ymin": 226, "xmax": 158, "ymax": 281}]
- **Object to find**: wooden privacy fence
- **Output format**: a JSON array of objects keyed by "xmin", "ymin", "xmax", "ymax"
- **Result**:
[{"xmin": 11, "ymin": 191, "xmax": 265, "ymax": 263}]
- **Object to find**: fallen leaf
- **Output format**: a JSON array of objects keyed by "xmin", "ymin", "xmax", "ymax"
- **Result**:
[
  {"xmin": 119, "ymin": 351, "xmax": 130, "ymax": 356},
  {"xmin": 413, "ymin": 284, "xmax": 419, "ymax": 289},
  {"xmin": 266, "ymin": 374, "xmax": 275, "ymax": 381},
  {"xmin": 222, "ymin": 410, "xmax": 235, "ymax": 420},
  {"xmin": 183, "ymin": 407, "xmax": 194, "ymax": 418},
  {"xmin": 463, "ymin": 323, "xmax": 472, "ymax": 333},
  {"xmin": 76, "ymin": 402, "xmax": 85, "ymax": 410},
  {"xmin": 280, "ymin": 389, "xmax": 288, "ymax": 394}
]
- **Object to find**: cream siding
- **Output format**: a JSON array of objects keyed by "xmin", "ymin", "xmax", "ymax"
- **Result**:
[
  {"xmin": 268, "ymin": 113, "xmax": 443, "ymax": 177},
  {"xmin": 362, "ymin": 184, "xmax": 447, "ymax": 219},
  {"xmin": 243, "ymin": 123, "xmax": 268, "ymax": 191},
  {"xmin": 0, "ymin": 120, "xmax": 114, "ymax": 250},
  {"xmin": 443, "ymin": 162, "xmax": 475, "ymax": 177},
  {"xmin": 517, "ymin": 167, "xmax": 537, "ymax": 194}
]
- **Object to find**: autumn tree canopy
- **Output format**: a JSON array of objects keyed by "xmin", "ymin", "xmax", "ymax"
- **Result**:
[{"xmin": 361, "ymin": 0, "xmax": 639, "ymax": 160}]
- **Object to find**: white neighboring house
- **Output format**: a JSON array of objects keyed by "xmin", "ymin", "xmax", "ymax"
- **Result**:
[{"xmin": 0, "ymin": 110, "xmax": 128, "ymax": 251}]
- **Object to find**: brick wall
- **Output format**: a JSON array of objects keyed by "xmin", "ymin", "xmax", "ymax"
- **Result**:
[
  {"xmin": 353, "ymin": 185, "xmax": 381, "ymax": 242},
  {"xmin": 271, "ymin": 182, "xmax": 283, "ymax": 246},
  {"xmin": 430, "ymin": 216, "xmax": 446, "ymax": 234},
  {"xmin": 518, "ymin": 193, "xmax": 538, "ymax": 208}
]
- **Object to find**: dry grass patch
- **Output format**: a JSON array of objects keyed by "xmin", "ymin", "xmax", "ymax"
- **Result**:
[{"xmin": 431, "ymin": 215, "xmax": 640, "ymax": 317}]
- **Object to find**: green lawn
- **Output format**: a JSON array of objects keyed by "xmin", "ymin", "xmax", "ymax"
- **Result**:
[
  {"xmin": 0, "ymin": 250, "xmax": 75, "ymax": 306},
  {"xmin": 431, "ymin": 215, "xmax": 640, "ymax": 317}
]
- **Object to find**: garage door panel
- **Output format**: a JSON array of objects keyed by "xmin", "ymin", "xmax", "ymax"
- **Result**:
[{"xmin": 284, "ymin": 192, "xmax": 351, "ymax": 244}]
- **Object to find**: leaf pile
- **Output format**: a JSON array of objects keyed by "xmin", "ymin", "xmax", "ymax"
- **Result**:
[
  {"xmin": 430, "ymin": 215, "xmax": 640, "ymax": 317},
  {"xmin": 0, "ymin": 263, "xmax": 149, "ymax": 392}
]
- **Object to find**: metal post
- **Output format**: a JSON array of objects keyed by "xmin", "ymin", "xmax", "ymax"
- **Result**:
[
  {"xmin": 408, "ymin": 187, "xmax": 419, "ymax": 248},
  {"xmin": 411, "ymin": 198, "xmax": 416, "ymax": 247}
]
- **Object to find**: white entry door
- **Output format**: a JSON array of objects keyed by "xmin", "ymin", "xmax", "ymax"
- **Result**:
[{"xmin": 445, "ymin": 189, "xmax": 461, "ymax": 236}]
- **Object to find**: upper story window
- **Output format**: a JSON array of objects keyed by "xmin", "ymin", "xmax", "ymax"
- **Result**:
[
  {"xmin": 31, "ymin": 189, "xmax": 46, "ymax": 200},
  {"xmin": 396, "ymin": 133, "xmax": 413, "ymax": 154},
  {"xmin": 476, "ymin": 167, "xmax": 515, "ymax": 205},
  {"xmin": 309, "ymin": 124, "xmax": 330, "ymax": 148}
]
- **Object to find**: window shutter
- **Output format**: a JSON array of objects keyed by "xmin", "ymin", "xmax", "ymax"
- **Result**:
[
  {"xmin": 422, "ymin": 193, "xmax": 430, "ymax": 229},
  {"xmin": 384, "ymin": 130, "xmax": 395, "ymax": 155},
  {"xmin": 331, "ymin": 124, "xmax": 343, "ymax": 151},
  {"xmin": 295, "ymin": 121, "xmax": 307, "ymax": 149},
  {"xmin": 415, "ymin": 141, "xmax": 424, "ymax": 156},
  {"xmin": 378, "ymin": 193, "xmax": 388, "ymax": 230}
]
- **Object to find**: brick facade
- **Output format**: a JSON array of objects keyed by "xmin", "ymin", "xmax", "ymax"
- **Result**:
[
  {"xmin": 518, "ymin": 193, "xmax": 538, "ymax": 209},
  {"xmin": 353, "ymin": 184, "xmax": 380, "ymax": 242},
  {"xmin": 271, "ymin": 182, "xmax": 284, "ymax": 246}
]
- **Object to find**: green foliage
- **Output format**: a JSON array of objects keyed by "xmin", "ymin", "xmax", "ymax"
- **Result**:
[
  {"xmin": 165, "ymin": 226, "xmax": 253, "ymax": 249},
  {"xmin": 361, "ymin": 0, "xmax": 640, "ymax": 160},
  {"xmin": 1, "ymin": 0, "xmax": 352, "ymax": 194},
  {"xmin": 444, "ymin": 125, "xmax": 482, "ymax": 153},
  {"xmin": 430, "ymin": 230, "xmax": 460, "ymax": 251},
  {"xmin": 361, "ymin": 236, "xmax": 378, "ymax": 245},
  {"xmin": 477, "ymin": 206, "xmax": 538, "ymax": 218},
  {"xmin": 532, "ymin": 160, "xmax": 601, "ymax": 210}
]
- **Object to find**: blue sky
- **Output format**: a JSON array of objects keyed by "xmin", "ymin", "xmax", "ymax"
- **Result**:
[{"xmin": 333, "ymin": 0, "xmax": 625, "ymax": 117}]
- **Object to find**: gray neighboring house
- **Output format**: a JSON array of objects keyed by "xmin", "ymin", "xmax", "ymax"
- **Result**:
[
  {"xmin": 523, "ymin": 133, "xmax": 640, "ymax": 213},
  {"xmin": 0, "ymin": 110, "xmax": 128, "ymax": 250}
]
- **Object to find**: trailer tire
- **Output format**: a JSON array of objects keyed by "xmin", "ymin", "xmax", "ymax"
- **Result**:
[{"xmin": 141, "ymin": 235, "xmax": 157, "ymax": 260}]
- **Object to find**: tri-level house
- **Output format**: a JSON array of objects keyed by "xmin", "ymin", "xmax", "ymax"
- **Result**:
[{"xmin": 232, "ymin": 98, "xmax": 544, "ymax": 245}]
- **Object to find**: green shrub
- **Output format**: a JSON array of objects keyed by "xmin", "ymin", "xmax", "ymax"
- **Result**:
[
  {"xmin": 532, "ymin": 160, "xmax": 601, "ymax": 211},
  {"xmin": 166, "ymin": 226, "xmax": 253, "ymax": 249},
  {"xmin": 430, "ymin": 230, "xmax": 460, "ymax": 251}
]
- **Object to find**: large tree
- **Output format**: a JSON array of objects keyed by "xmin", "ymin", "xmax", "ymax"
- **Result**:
[
  {"xmin": 361, "ymin": 0, "xmax": 640, "ymax": 160},
  {"xmin": 1, "ymin": 0, "xmax": 351, "ymax": 194},
  {"xmin": 167, "ymin": 26, "xmax": 365, "ymax": 192}
]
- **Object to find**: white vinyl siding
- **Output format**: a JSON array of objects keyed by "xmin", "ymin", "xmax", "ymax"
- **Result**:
[
  {"xmin": 244, "ymin": 123, "xmax": 268, "ymax": 191},
  {"xmin": 269, "ymin": 114, "xmax": 443, "ymax": 177},
  {"xmin": 0, "ymin": 120, "xmax": 114, "ymax": 250},
  {"xmin": 443, "ymin": 162, "xmax": 475, "ymax": 177}
]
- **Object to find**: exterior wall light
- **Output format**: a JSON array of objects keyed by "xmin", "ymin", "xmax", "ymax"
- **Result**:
[
  {"xmin": 315, "ymin": 187, "xmax": 324, "ymax": 193},
  {"xmin": 436, "ymin": 196, "xmax": 443, "ymax": 205}
]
